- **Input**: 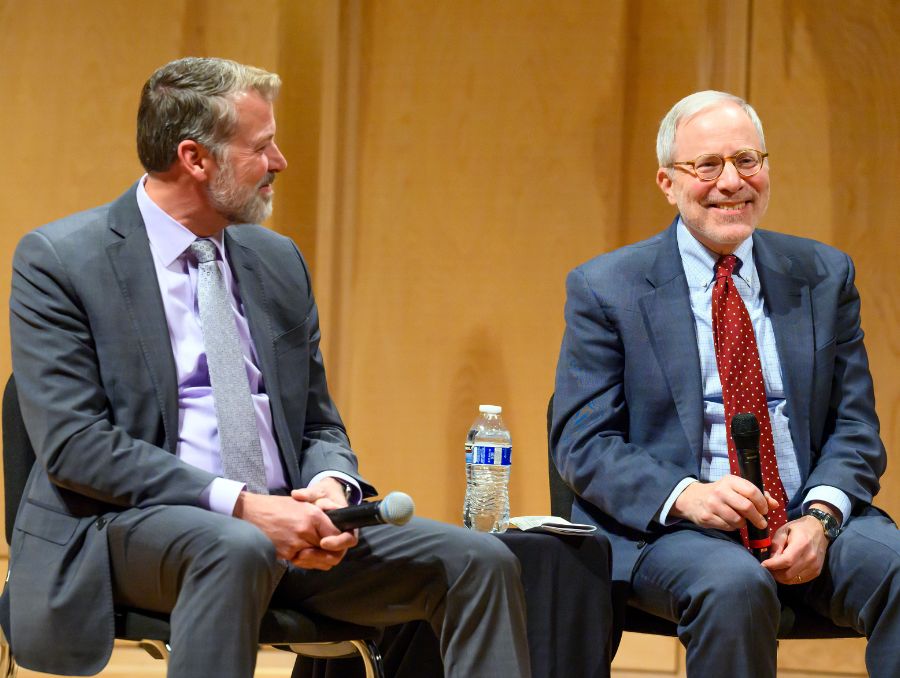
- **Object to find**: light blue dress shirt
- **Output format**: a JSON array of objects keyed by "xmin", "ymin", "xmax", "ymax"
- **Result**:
[{"xmin": 658, "ymin": 219, "xmax": 850, "ymax": 524}]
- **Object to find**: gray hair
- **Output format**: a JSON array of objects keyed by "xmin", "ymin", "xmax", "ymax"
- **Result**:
[
  {"xmin": 656, "ymin": 90, "xmax": 766, "ymax": 167},
  {"xmin": 137, "ymin": 57, "xmax": 281, "ymax": 172}
]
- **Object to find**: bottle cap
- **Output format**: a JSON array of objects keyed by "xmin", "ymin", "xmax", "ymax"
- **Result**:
[{"xmin": 478, "ymin": 404, "xmax": 502, "ymax": 414}]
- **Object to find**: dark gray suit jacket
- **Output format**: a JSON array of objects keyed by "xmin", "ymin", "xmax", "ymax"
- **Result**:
[
  {"xmin": 6, "ymin": 185, "xmax": 374, "ymax": 674},
  {"xmin": 551, "ymin": 218, "xmax": 886, "ymax": 582}
]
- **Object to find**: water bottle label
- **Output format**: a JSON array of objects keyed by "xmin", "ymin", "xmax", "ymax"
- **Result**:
[
  {"xmin": 465, "ymin": 443, "xmax": 473, "ymax": 464},
  {"xmin": 471, "ymin": 445, "xmax": 512, "ymax": 466}
]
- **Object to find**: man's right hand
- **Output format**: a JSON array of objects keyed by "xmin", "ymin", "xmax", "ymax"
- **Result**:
[
  {"xmin": 669, "ymin": 476, "xmax": 779, "ymax": 531},
  {"xmin": 232, "ymin": 492, "xmax": 356, "ymax": 570}
]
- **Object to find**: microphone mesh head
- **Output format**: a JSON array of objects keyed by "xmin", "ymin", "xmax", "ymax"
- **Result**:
[
  {"xmin": 731, "ymin": 412, "xmax": 760, "ymax": 448},
  {"xmin": 380, "ymin": 492, "xmax": 415, "ymax": 526}
]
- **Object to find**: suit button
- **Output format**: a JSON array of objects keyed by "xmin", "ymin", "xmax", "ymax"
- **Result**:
[
  {"xmin": 95, "ymin": 517, "xmax": 107, "ymax": 530},
  {"xmin": 636, "ymin": 540, "xmax": 647, "ymax": 549}
]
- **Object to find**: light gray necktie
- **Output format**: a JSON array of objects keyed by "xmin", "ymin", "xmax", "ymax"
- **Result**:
[{"xmin": 190, "ymin": 239, "xmax": 269, "ymax": 495}]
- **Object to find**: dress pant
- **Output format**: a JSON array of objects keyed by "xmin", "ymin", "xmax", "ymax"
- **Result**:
[
  {"xmin": 294, "ymin": 531, "xmax": 615, "ymax": 678},
  {"xmin": 629, "ymin": 510, "xmax": 900, "ymax": 678},
  {"xmin": 107, "ymin": 507, "xmax": 531, "ymax": 678}
]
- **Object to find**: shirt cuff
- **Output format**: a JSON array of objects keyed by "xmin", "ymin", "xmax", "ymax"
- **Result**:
[
  {"xmin": 203, "ymin": 478, "xmax": 247, "ymax": 515},
  {"xmin": 658, "ymin": 478, "xmax": 699, "ymax": 525},
  {"xmin": 308, "ymin": 471, "xmax": 363, "ymax": 505},
  {"xmin": 802, "ymin": 486, "xmax": 851, "ymax": 524}
]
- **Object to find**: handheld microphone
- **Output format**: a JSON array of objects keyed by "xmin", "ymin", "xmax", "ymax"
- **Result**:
[
  {"xmin": 326, "ymin": 491, "xmax": 415, "ymax": 531},
  {"xmin": 731, "ymin": 412, "xmax": 771, "ymax": 561}
]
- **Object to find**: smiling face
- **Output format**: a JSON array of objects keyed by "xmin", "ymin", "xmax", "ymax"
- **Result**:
[
  {"xmin": 207, "ymin": 90, "xmax": 287, "ymax": 224},
  {"xmin": 656, "ymin": 102, "xmax": 769, "ymax": 254}
]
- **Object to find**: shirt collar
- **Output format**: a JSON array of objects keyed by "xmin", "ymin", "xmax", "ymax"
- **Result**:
[
  {"xmin": 675, "ymin": 217, "xmax": 756, "ymax": 290},
  {"xmin": 135, "ymin": 176, "xmax": 225, "ymax": 266}
]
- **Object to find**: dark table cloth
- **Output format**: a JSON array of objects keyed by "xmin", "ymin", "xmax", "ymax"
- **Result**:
[{"xmin": 292, "ymin": 530, "xmax": 614, "ymax": 678}]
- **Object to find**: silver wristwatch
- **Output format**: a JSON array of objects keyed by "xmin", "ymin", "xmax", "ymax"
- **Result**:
[{"xmin": 807, "ymin": 507, "xmax": 841, "ymax": 543}]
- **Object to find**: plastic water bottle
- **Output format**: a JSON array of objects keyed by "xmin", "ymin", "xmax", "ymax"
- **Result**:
[{"xmin": 463, "ymin": 405, "xmax": 511, "ymax": 533}]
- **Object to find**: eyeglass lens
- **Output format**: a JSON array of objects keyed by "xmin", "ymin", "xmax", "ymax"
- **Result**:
[{"xmin": 694, "ymin": 150, "xmax": 762, "ymax": 180}]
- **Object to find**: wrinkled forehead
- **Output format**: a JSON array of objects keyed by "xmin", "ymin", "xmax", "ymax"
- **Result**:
[
  {"xmin": 229, "ymin": 90, "xmax": 277, "ymax": 142},
  {"xmin": 674, "ymin": 103, "xmax": 762, "ymax": 157}
]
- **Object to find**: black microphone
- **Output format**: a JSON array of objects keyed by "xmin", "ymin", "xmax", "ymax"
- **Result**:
[
  {"xmin": 731, "ymin": 413, "xmax": 771, "ymax": 562},
  {"xmin": 326, "ymin": 491, "xmax": 415, "ymax": 531}
]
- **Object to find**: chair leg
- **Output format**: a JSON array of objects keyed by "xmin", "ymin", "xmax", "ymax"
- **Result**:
[
  {"xmin": 137, "ymin": 639, "xmax": 171, "ymax": 661},
  {"xmin": 349, "ymin": 639, "xmax": 385, "ymax": 678}
]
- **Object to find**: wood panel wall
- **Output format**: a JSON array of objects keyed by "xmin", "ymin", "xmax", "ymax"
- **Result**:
[
  {"xmin": 2, "ymin": 1, "xmax": 897, "ymax": 676},
  {"xmin": 318, "ymin": 1, "xmax": 897, "ymax": 675}
]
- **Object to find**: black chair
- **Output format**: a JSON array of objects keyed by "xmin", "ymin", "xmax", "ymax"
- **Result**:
[
  {"xmin": 0, "ymin": 375, "xmax": 386, "ymax": 678},
  {"xmin": 546, "ymin": 394, "xmax": 862, "ymax": 641}
]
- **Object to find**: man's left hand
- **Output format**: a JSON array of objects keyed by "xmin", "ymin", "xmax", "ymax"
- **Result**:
[
  {"xmin": 294, "ymin": 477, "xmax": 349, "ymax": 511},
  {"xmin": 290, "ymin": 477, "xmax": 357, "ymax": 569},
  {"xmin": 761, "ymin": 515, "xmax": 828, "ymax": 585}
]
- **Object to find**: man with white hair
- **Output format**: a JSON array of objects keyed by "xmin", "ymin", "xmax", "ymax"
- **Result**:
[{"xmin": 552, "ymin": 90, "xmax": 899, "ymax": 677}]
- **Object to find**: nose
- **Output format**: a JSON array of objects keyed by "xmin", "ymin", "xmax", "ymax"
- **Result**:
[
  {"xmin": 268, "ymin": 142, "xmax": 288, "ymax": 172},
  {"xmin": 715, "ymin": 159, "xmax": 743, "ymax": 191}
]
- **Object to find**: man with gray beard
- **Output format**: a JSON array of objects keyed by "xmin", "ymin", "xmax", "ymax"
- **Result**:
[{"xmin": 4, "ymin": 57, "xmax": 531, "ymax": 678}]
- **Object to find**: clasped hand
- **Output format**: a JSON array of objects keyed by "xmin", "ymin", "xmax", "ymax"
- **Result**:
[
  {"xmin": 233, "ymin": 477, "xmax": 357, "ymax": 571},
  {"xmin": 671, "ymin": 477, "xmax": 828, "ymax": 584}
]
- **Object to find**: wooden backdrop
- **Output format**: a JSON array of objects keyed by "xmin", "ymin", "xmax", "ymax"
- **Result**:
[{"xmin": 1, "ymin": 1, "xmax": 897, "ymax": 676}]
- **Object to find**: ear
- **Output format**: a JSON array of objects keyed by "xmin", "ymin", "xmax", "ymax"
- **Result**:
[
  {"xmin": 176, "ymin": 140, "xmax": 215, "ymax": 182},
  {"xmin": 656, "ymin": 167, "xmax": 678, "ymax": 206}
]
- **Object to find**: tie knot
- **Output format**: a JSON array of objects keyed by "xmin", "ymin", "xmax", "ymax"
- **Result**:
[
  {"xmin": 190, "ymin": 239, "xmax": 217, "ymax": 265},
  {"xmin": 715, "ymin": 254, "xmax": 739, "ymax": 278}
]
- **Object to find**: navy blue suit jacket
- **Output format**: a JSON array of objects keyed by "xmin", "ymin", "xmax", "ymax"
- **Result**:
[{"xmin": 551, "ymin": 218, "xmax": 886, "ymax": 582}]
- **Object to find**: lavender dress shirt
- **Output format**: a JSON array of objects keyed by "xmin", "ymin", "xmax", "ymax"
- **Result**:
[{"xmin": 136, "ymin": 178, "xmax": 359, "ymax": 513}]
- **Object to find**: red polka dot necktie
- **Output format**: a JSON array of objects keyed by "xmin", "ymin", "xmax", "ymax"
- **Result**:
[{"xmin": 712, "ymin": 254, "xmax": 788, "ymax": 548}]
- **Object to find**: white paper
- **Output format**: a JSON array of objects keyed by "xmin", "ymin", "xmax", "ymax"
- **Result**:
[{"xmin": 509, "ymin": 515, "xmax": 597, "ymax": 535}]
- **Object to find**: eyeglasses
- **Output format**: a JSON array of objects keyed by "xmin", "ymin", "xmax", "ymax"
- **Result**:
[{"xmin": 669, "ymin": 148, "xmax": 768, "ymax": 182}]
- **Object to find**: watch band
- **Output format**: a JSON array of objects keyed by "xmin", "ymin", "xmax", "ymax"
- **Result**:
[{"xmin": 807, "ymin": 507, "xmax": 841, "ymax": 542}]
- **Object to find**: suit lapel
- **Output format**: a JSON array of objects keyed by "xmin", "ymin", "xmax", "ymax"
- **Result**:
[
  {"xmin": 223, "ymin": 231, "xmax": 279, "ymax": 395},
  {"xmin": 753, "ymin": 231, "xmax": 814, "ymax": 479},
  {"xmin": 638, "ymin": 223, "xmax": 705, "ymax": 463},
  {"xmin": 105, "ymin": 188, "xmax": 179, "ymax": 452}
]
